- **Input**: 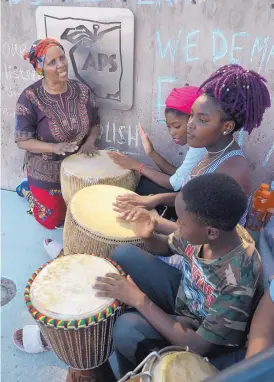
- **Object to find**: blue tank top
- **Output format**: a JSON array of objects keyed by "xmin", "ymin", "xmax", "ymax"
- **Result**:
[{"xmin": 182, "ymin": 149, "xmax": 251, "ymax": 226}]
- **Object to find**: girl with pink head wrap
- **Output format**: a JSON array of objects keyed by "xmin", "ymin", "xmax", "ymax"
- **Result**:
[{"xmin": 108, "ymin": 86, "xmax": 206, "ymax": 211}]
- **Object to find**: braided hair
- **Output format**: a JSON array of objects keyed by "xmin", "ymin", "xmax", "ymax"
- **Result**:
[{"xmin": 199, "ymin": 64, "xmax": 271, "ymax": 134}]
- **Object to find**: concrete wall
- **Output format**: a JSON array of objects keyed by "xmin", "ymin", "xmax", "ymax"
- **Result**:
[{"xmin": 1, "ymin": 0, "xmax": 274, "ymax": 191}]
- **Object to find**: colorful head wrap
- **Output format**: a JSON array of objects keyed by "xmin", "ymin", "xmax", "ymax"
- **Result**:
[
  {"xmin": 165, "ymin": 86, "xmax": 203, "ymax": 115},
  {"xmin": 24, "ymin": 38, "xmax": 65, "ymax": 76}
]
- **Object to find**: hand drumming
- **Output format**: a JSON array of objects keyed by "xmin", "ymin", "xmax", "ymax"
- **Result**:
[
  {"xmin": 53, "ymin": 142, "xmax": 78, "ymax": 155},
  {"xmin": 116, "ymin": 194, "xmax": 157, "ymax": 210},
  {"xmin": 113, "ymin": 201, "xmax": 157, "ymax": 239},
  {"xmin": 107, "ymin": 151, "xmax": 141, "ymax": 171},
  {"xmin": 78, "ymin": 141, "xmax": 99, "ymax": 156},
  {"xmin": 94, "ymin": 273, "xmax": 144, "ymax": 307}
]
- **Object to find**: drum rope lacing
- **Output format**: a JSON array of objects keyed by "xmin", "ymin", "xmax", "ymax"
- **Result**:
[
  {"xmin": 39, "ymin": 311, "xmax": 124, "ymax": 370},
  {"xmin": 37, "ymin": 309, "xmax": 124, "ymax": 370}
]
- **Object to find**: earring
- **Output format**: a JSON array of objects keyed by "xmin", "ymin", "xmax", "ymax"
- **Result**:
[{"xmin": 223, "ymin": 132, "xmax": 227, "ymax": 135}]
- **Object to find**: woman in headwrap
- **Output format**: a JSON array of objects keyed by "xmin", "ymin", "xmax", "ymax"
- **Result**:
[
  {"xmin": 15, "ymin": 38, "xmax": 100, "ymax": 229},
  {"xmin": 108, "ymin": 86, "xmax": 207, "ymax": 205}
]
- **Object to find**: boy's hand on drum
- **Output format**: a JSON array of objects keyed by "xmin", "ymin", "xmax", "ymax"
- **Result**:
[
  {"xmin": 94, "ymin": 273, "xmax": 145, "ymax": 307},
  {"xmin": 108, "ymin": 151, "xmax": 140, "ymax": 171},
  {"xmin": 114, "ymin": 203, "xmax": 156, "ymax": 239},
  {"xmin": 116, "ymin": 194, "xmax": 156, "ymax": 210},
  {"xmin": 138, "ymin": 123, "xmax": 154, "ymax": 156},
  {"xmin": 52, "ymin": 142, "xmax": 78, "ymax": 155},
  {"xmin": 78, "ymin": 141, "xmax": 99, "ymax": 156}
]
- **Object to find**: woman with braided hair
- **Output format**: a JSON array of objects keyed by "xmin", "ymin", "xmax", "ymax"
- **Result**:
[
  {"xmin": 15, "ymin": 38, "xmax": 100, "ymax": 230},
  {"xmin": 115, "ymin": 65, "xmax": 271, "ymax": 263}
]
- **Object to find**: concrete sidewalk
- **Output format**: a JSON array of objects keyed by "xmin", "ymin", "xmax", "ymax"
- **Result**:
[
  {"xmin": 1, "ymin": 190, "xmax": 119, "ymax": 382},
  {"xmin": 1, "ymin": 190, "xmax": 66, "ymax": 382}
]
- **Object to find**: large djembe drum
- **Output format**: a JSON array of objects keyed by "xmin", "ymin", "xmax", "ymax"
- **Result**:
[
  {"xmin": 119, "ymin": 346, "xmax": 217, "ymax": 382},
  {"xmin": 63, "ymin": 185, "xmax": 158, "ymax": 257},
  {"xmin": 60, "ymin": 151, "xmax": 137, "ymax": 204},
  {"xmin": 24, "ymin": 254, "xmax": 125, "ymax": 382}
]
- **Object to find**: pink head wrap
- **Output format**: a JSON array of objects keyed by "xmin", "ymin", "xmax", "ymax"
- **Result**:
[{"xmin": 165, "ymin": 86, "xmax": 203, "ymax": 115}]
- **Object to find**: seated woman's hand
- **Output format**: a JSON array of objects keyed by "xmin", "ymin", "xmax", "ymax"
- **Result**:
[
  {"xmin": 108, "ymin": 151, "xmax": 141, "ymax": 171},
  {"xmin": 52, "ymin": 142, "xmax": 79, "ymax": 155},
  {"xmin": 116, "ymin": 194, "xmax": 157, "ymax": 210},
  {"xmin": 78, "ymin": 141, "xmax": 99, "ymax": 156},
  {"xmin": 113, "ymin": 202, "xmax": 156, "ymax": 239}
]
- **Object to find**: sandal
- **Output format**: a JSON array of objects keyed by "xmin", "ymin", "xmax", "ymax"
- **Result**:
[
  {"xmin": 16, "ymin": 179, "xmax": 30, "ymax": 197},
  {"xmin": 13, "ymin": 325, "xmax": 50, "ymax": 353},
  {"xmin": 43, "ymin": 239, "xmax": 63, "ymax": 259}
]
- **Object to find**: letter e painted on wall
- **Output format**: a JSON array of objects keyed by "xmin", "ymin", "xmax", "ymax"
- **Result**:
[
  {"xmin": 184, "ymin": 30, "xmax": 200, "ymax": 63},
  {"xmin": 230, "ymin": 32, "xmax": 249, "ymax": 65}
]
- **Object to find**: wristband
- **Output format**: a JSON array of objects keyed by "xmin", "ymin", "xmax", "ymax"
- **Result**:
[{"xmin": 138, "ymin": 163, "xmax": 145, "ymax": 176}]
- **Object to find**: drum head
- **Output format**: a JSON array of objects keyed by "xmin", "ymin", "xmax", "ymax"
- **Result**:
[
  {"xmin": 30, "ymin": 255, "xmax": 119, "ymax": 320},
  {"xmin": 142, "ymin": 350, "xmax": 217, "ymax": 382},
  {"xmin": 62, "ymin": 151, "xmax": 131, "ymax": 178},
  {"xmin": 70, "ymin": 185, "xmax": 157, "ymax": 239}
]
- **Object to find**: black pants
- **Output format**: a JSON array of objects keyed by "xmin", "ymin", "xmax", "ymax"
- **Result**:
[
  {"xmin": 136, "ymin": 176, "xmax": 172, "ymax": 196},
  {"xmin": 136, "ymin": 176, "xmax": 177, "ymax": 220}
]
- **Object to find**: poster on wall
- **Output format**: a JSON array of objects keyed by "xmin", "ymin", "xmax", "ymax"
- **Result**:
[{"xmin": 36, "ymin": 6, "xmax": 134, "ymax": 110}]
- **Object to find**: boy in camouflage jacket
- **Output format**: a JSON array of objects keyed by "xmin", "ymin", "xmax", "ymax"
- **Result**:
[{"xmin": 94, "ymin": 173, "xmax": 263, "ymax": 378}]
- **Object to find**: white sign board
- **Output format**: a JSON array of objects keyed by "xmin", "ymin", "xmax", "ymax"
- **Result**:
[{"xmin": 36, "ymin": 6, "xmax": 134, "ymax": 110}]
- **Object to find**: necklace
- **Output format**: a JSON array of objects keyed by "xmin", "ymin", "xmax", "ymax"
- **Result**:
[
  {"xmin": 191, "ymin": 139, "xmax": 235, "ymax": 177},
  {"xmin": 198, "ymin": 138, "xmax": 235, "ymax": 165},
  {"xmin": 207, "ymin": 138, "xmax": 235, "ymax": 154},
  {"xmin": 199, "ymin": 151, "xmax": 223, "ymax": 165}
]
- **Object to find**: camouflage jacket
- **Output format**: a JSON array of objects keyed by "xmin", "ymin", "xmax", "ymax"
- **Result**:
[{"xmin": 168, "ymin": 225, "xmax": 263, "ymax": 347}]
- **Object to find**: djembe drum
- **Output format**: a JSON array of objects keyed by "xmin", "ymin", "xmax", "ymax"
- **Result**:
[
  {"xmin": 63, "ymin": 185, "xmax": 158, "ymax": 257},
  {"xmin": 60, "ymin": 151, "xmax": 137, "ymax": 204},
  {"xmin": 119, "ymin": 346, "xmax": 217, "ymax": 382},
  {"xmin": 24, "ymin": 254, "xmax": 125, "ymax": 382}
]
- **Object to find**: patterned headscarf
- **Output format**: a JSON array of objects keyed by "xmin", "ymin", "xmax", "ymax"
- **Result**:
[
  {"xmin": 166, "ymin": 86, "xmax": 203, "ymax": 115},
  {"xmin": 24, "ymin": 38, "xmax": 65, "ymax": 76}
]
